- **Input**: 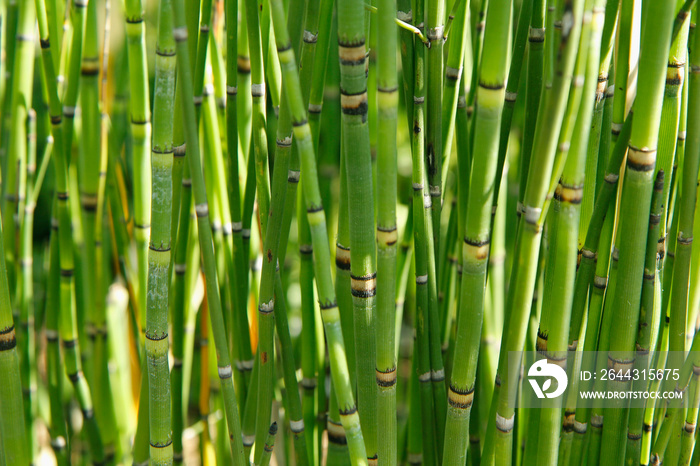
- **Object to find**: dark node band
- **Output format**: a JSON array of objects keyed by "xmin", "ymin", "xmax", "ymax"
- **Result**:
[
  {"xmin": 376, "ymin": 367, "xmax": 397, "ymax": 387},
  {"xmin": 328, "ymin": 431, "xmax": 348, "ymax": 445},
  {"xmin": 307, "ymin": 204, "xmax": 324, "ymax": 214},
  {"xmin": 150, "ymin": 440, "xmax": 173, "ymax": 448},
  {"xmin": 149, "ymin": 244, "xmax": 172, "ymax": 252},
  {"xmin": 146, "ymin": 331, "xmax": 169, "ymax": 341},
  {"xmin": 319, "ymin": 300, "xmax": 338, "ymax": 310},
  {"xmin": 276, "ymin": 42, "xmax": 293, "ymax": 53},
  {"xmin": 81, "ymin": 67, "xmax": 100, "ymax": 76},
  {"xmin": 340, "ymin": 102, "xmax": 368, "ymax": 116},
  {"xmin": 464, "ymin": 237, "xmax": 490, "ymax": 247},
  {"xmin": 156, "ymin": 48, "xmax": 177, "ymax": 57},
  {"xmin": 336, "ymin": 257, "xmax": 351, "ymax": 270},
  {"xmin": 479, "ymin": 81, "xmax": 505, "ymax": 90},
  {"xmin": 339, "ymin": 405, "xmax": 358, "ymax": 416}
]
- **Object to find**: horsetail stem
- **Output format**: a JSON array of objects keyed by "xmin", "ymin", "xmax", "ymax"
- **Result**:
[
  {"xmin": 170, "ymin": 0, "xmax": 246, "ymax": 462},
  {"xmin": 268, "ymin": 0, "xmax": 369, "ymax": 460},
  {"xmin": 7, "ymin": 0, "xmax": 700, "ymax": 464}
]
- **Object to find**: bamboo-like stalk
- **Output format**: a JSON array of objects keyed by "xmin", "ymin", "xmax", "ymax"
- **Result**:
[
  {"xmin": 517, "ymin": 0, "xmax": 546, "ymax": 209},
  {"xmin": 625, "ymin": 170, "xmax": 664, "ymax": 466},
  {"xmin": 242, "ymin": 0, "xmax": 270, "ymax": 238},
  {"xmin": 537, "ymin": 1, "xmax": 604, "ymax": 461},
  {"xmin": 440, "ymin": 0, "xmax": 469, "ymax": 171},
  {"xmin": 577, "ymin": 0, "xmax": 618, "ymax": 250},
  {"xmin": 124, "ymin": 0, "xmax": 152, "ymax": 326},
  {"xmin": 45, "ymin": 210, "xmax": 69, "ymax": 465},
  {"xmin": 491, "ymin": 0, "xmax": 531, "ymax": 205},
  {"xmin": 299, "ymin": 1, "xmax": 334, "ymax": 461},
  {"xmin": 260, "ymin": 422, "xmax": 278, "ymax": 466},
  {"xmin": 409, "ymin": 11, "xmax": 439, "ymax": 463},
  {"xmin": 78, "ymin": 0, "xmax": 100, "ymax": 391},
  {"xmin": 482, "ymin": 0, "xmax": 585, "ymax": 462},
  {"xmin": 567, "ymin": 120, "xmax": 633, "ymax": 466},
  {"xmin": 266, "ymin": 0, "xmax": 368, "ymax": 461},
  {"xmin": 659, "ymin": 10, "xmax": 700, "ymax": 465},
  {"xmin": 35, "ymin": 0, "xmax": 105, "ymax": 460},
  {"xmin": 1, "ymin": 0, "xmax": 35, "ymax": 295},
  {"xmin": 92, "ymin": 0, "xmax": 120, "ymax": 459},
  {"xmin": 0, "ymin": 45, "xmax": 31, "ymax": 459},
  {"xmin": 0, "ymin": 0, "xmax": 19, "ymax": 191},
  {"xmin": 610, "ymin": 0, "xmax": 633, "ymax": 144},
  {"xmin": 376, "ymin": 0, "xmax": 399, "ymax": 460},
  {"xmin": 424, "ymin": 0, "xmax": 444, "ymax": 255},
  {"xmin": 599, "ymin": 1, "xmax": 677, "ymax": 462},
  {"xmin": 170, "ymin": 1, "xmax": 246, "ymax": 462},
  {"xmin": 168, "ymin": 27, "xmax": 193, "ymax": 462},
  {"xmin": 655, "ymin": 3, "xmax": 691, "ymax": 341},
  {"xmin": 336, "ymin": 0, "xmax": 378, "ymax": 461},
  {"xmin": 17, "ymin": 109, "xmax": 37, "ymax": 463},
  {"xmin": 144, "ymin": 0, "xmax": 177, "ymax": 460},
  {"xmin": 442, "ymin": 0, "xmax": 511, "ymax": 463},
  {"xmin": 224, "ymin": 0, "xmax": 255, "ymax": 401},
  {"xmin": 250, "ymin": 88, "xmax": 292, "ymax": 464}
]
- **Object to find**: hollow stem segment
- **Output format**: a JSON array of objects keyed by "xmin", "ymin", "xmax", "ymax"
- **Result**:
[
  {"xmin": 144, "ymin": 0, "xmax": 177, "ymax": 462},
  {"xmin": 170, "ymin": 2, "xmax": 246, "ymax": 463},
  {"xmin": 266, "ymin": 0, "xmax": 368, "ymax": 460},
  {"xmin": 599, "ymin": 0, "xmax": 677, "ymax": 462},
  {"xmin": 482, "ymin": 0, "xmax": 585, "ymax": 462},
  {"xmin": 376, "ymin": 0, "xmax": 399, "ymax": 460},
  {"xmin": 336, "ymin": 0, "xmax": 378, "ymax": 461},
  {"xmin": 442, "ymin": 0, "xmax": 512, "ymax": 463},
  {"xmin": 124, "ymin": 0, "xmax": 152, "ymax": 324},
  {"xmin": 426, "ymin": 0, "xmax": 444, "ymax": 256}
]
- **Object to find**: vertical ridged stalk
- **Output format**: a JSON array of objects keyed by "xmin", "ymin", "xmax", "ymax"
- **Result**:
[
  {"xmin": 1, "ymin": 0, "xmax": 34, "ymax": 294},
  {"xmin": 17, "ymin": 109, "xmax": 37, "ymax": 463},
  {"xmin": 538, "ymin": 3, "xmax": 603, "ymax": 461},
  {"xmin": 426, "ymin": 0, "xmax": 444, "ymax": 255},
  {"xmin": 376, "ymin": 0, "xmax": 398, "ymax": 460},
  {"xmin": 266, "ymin": 0, "xmax": 368, "ymax": 460},
  {"xmin": 599, "ymin": 0, "xmax": 676, "ymax": 463},
  {"xmin": 410, "ymin": 12, "xmax": 437, "ymax": 463},
  {"xmin": 442, "ymin": 0, "xmax": 511, "ymax": 463},
  {"xmin": 225, "ymin": 0, "xmax": 254, "ymax": 401},
  {"xmin": 170, "ymin": 2, "xmax": 246, "ymax": 462},
  {"xmin": 492, "ymin": 0, "xmax": 532, "ymax": 205},
  {"xmin": 625, "ymin": 171, "xmax": 664, "ymax": 466},
  {"xmin": 251, "ymin": 90, "xmax": 291, "ymax": 464},
  {"xmin": 35, "ymin": 0, "xmax": 105, "ymax": 460},
  {"xmin": 145, "ymin": 0, "xmax": 177, "ymax": 461},
  {"xmin": 0, "ymin": 43, "xmax": 30, "ymax": 457},
  {"xmin": 440, "ymin": 0, "xmax": 470, "ymax": 172},
  {"xmin": 656, "ymin": 0, "xmax": 690, "ymax": 272},
  {"xmin": 124, "ymin": 0, "xmax": 152, "ymax": 324},
  {"xmin": 336, "ymin": 0, "xmax": 378, "ymax": 461},
  {"xmin": 518, "ymin": 0, "xmax": 546, "ymax": 209},
  {"xmin": 243, "ymin": 0, "xmax": 270, "ymax": 235},
  {"xmin": 576, "ymin": 0, "xmax": 618, "ymax": 250},
  {"xmin": 260, "ymin": 422, "xmax": 278, "ymax": 466},
  {"xmin": 45, "ymin": 211, "xmax": 69, "ymax": 465},
  {"xmin": 482, "ymin": 0, "xmax": 585, "ymax": 462}
]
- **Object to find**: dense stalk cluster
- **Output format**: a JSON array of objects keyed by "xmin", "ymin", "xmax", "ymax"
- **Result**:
[{"xmin": 6, "ymin": 0, "xmax": 700, "ymax": 465}]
